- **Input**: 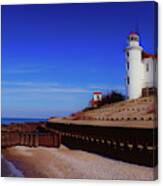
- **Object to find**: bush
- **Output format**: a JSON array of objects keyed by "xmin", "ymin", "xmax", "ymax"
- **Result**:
[
  {"xmin": 100, "ymin": 91, "xmax": 125, "ymax": 106},
  {"xmin": 82, "ymin": 107, "xmax": 94, "ymax": 112},
  {"xmin": 89, "ymin": 91, "xmax": 125, "ymax": 108}
]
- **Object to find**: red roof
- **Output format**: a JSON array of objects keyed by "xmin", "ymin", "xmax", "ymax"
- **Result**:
[
  {"xmin": 142, "ymin": 51, "xmax": 157, "ymax": 59},
  {"xmin": 93, "ymin": 92, "xmax": 102, "ymax": 95},
  {"xmin": 129, "ymin": 32, "xmax": 138, "ymax": 36}
]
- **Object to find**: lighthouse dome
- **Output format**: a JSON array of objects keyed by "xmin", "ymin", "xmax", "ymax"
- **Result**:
[
  {"xmin": 128, "ymin": 32, "xmax": 139, "ymax": 42},
  {"xmin": 129, "ymin": 31, "xmax": 138, "ymax": 36}
]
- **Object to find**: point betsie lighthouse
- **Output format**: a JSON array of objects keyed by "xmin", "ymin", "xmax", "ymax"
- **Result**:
[{"xmin": 125, "ymin": 32, "xmax": 157, "ymax": 99}]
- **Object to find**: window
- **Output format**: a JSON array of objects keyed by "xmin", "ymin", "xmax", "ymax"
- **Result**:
[
  {"xmin": 127, "ymin": 62, "xmax": 129, "ymax": 70},
  {"xmin": 127, "ymin": 76, "xmax": 130, "ymax": 85},
  {"xmin": 154, "ymin": 63, "xmax": 157, "ymax": 72},
  {"xmin": 97, "ymin": 95, "xmax": 100, "ymax": 100},
  {"xmin": 130, "ymin": 36, "xmax": 138, "ymax": 41},
  {"xmin": 126, "ymin": 52, "xmax": 129, "ymax": 57},
  {"xmin": 146, "ymin": 64, "xmax": 149, "ymax": 72}
]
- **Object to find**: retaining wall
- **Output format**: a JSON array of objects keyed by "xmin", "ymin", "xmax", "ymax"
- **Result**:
[{"xmin": 47, "ymin": 122, "xmax": 158, "ymax": 167}]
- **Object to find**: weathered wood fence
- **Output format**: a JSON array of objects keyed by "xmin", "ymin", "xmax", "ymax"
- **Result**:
[{"xmin": 1, "ymin": 131, "xmax": 61, "ymax": 148}]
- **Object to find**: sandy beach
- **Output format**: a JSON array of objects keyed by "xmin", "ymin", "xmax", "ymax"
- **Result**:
[{"xmin": 2, "ymin": 145, "xmax": 156, "ymax": 180}]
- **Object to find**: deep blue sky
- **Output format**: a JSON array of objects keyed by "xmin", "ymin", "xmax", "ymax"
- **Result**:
[{"xmin": 2, "ymin": 1, "xmax": 157, "ymax": 118}]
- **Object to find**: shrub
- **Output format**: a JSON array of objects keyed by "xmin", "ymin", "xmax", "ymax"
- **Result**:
[{"xmin": 94, "ymin": 91, "xmax": 125, "ymax": 107}]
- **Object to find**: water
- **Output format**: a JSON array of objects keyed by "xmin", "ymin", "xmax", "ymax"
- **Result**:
[
  {"xmin": 1, "ymin": 155, "xmax": 24, "ymax": 177},
  {"xmin": 1, "ymin": 117, "xmax": 47, "ymax": 125}
]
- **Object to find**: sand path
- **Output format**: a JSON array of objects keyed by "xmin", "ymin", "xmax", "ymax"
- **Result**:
[{"xmin": 3, "ymin": 145, "xmax": 156, "ymax": 180}]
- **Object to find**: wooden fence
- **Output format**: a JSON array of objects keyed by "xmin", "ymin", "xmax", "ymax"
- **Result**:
[{"xmin": 1, "ymin": 131, "xmax": 61, "ymax": 148}]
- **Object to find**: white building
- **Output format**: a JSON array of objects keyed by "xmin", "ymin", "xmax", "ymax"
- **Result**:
[{"xmin": 125, "ymin": 32, "xmax": 157, "ymax": 99}]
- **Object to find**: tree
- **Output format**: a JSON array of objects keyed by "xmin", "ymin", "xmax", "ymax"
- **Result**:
[{"xmin": 100, "ymin": 91, "xmax": 125, "ymax": 106}]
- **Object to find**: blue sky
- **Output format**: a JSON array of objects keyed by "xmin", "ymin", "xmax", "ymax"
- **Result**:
[{"xmin": 1, "ymin": 2, "xmax": 157, "ymax": 118}]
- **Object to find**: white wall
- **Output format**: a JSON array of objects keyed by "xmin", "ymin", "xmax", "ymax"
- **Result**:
[
  {"xmin": 142, "ymin": 58, "xmax": 157, "ymax": 88},
  {"xmin": 126, "ymin": 46, "xmax": 143, "ymax": 99}
]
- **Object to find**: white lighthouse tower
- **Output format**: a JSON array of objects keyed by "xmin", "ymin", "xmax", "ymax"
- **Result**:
[{"xmin": 125, "ymin": 32, "xmax": 157, "ymax": 99}]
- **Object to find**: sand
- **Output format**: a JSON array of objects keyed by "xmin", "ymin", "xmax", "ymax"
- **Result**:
[{"xmin": 2, "ymin": 145, "xmax": 156, "ymax": 180}]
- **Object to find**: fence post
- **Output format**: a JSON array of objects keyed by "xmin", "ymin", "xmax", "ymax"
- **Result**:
[
  {"xmin": 29, "ymin": 134, "xmax": 33, "ymax": 147},
  {"xmin": 34, "ymin": 134, "xmax": 39, "ymax": 147}
]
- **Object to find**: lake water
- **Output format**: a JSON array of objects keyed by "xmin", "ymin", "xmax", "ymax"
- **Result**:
[
  {"xmin": 1, "ymin": 118, "xmax": 47, "ymax": 125},
  {"xmin": 1, "ymin": 155, "xmax": 24, "ymax": 177}
]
